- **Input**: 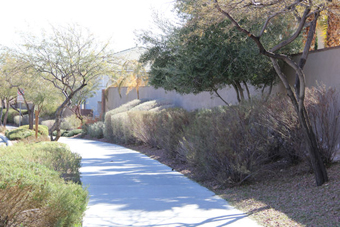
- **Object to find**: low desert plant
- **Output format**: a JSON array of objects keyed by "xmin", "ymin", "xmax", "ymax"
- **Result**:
[
  {"xmin": 263, "ymin": 94, "xmax": 305, "ymax": 164},
  {"xmin": 41, "ymin": 119, "xmax": 55, "ymax": 130},
  {"xmin": 87, "ymin": 121, "xmax": 105, "ymax": 139},
  {"xmin": 61, "ymin": 115, "xmax": 82, "ymax": 131},
  {"xmin": 0, "ymin": 142, "xmax": 87, "ymax": 226},
  {"xmin": 305, "ymin": 84, "xmax": 340, "ymax": 165},
  {"xmin": 5, "ymin": 125, "xmax": 49, "ymax": 141},
  {"xmin": 1, "ymin": 109, "xmax": 28, "ymax": 124},
  {"xmin": 129, "ymin": 108, "xmax": 190, "ymax": 158},
  {"xmin": 104, "ymin": 99, "xmax": 147, "ymax": 140},
  {"xmin": 110, "ymin": 112, "xmax": 138, "ymax": 144},
  {"xmin": 63, "ymin": 129, "xmax": 82, "ymax": 137},
  {"xmin": 104, "ymin": 99, "xmax": 175, "ymax": 143},
  {"xmin": 0, "ymin": 126, "xmax": 5, "ymax": 133},
  {"xmin": 14, "ymin": 114, "xmax": 30, "ymax": 126},
  {"xmin": 53, "ymin": 129, "xmax": 82, "ymax": 138},
  {"xmin": 179, "ymin": 104, "xmax": 272, "ymax": 185}
]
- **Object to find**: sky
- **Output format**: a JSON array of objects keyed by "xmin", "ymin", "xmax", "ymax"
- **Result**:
[{"xmin": 0, "ymin": 0, "xmax": 176, "ymax": 52}]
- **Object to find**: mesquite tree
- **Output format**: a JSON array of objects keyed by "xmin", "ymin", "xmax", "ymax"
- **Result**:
[
  {"xmin": 176, "ymin": 0, "xmax": 336, "ymax": 185},
  {"xmin": 20, "ymin": 24, "xmax": 114, "ymax": 141}
]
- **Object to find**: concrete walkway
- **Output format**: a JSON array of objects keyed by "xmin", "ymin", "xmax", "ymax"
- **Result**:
[{"xmin": 60, "ymin": 138, "xmax": 261, "ymax": 227}]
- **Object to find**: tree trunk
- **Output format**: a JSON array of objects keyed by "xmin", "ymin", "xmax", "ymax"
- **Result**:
[
  {"xmin": 27, "ymin": 104, "xmax": 35, "ymax": 130},
  {"xmin": 235, "ymin": 82, "xmax": 245, "ymax": 101},
  {"xmin": 271, "ymin": 58, "xmax": 328, "ymax": 186},
  {"xmin": 213, "ymin": 88, "xmax": 230, "ymax": 106},
  {"xmin": 243, "ymin": 81, "xmax": 251, "ymax": 100},
  {"xmin": 49, "ymin": 84, "xmax": 86, "ymax": 141},
  {"xmin": 232, "ymin": 83, "xmax": 241, "ymax": 103},
  {"xmin": 49, "ymin": 104, "xmax": 66, "ymax": 141},
  {"xmin": 28, "ymin": 108, "xmax": 34, "ymax": 129},
  {"xmin": 0, "ymin": 99, "xmax": 4, "ymax": 126},
  {"xmin": 262, "ymin": 81, "xmax": 273, "ymax": 102},
  {"xmin": 293, "ymin": 12, "xmax": 328, "ymax": 185},
  {"xmin": 3, "ymin": 101, "xmax": 10, "ymax": 127},
  {"xmin": 300, "ymin": 108, "xmax": 328, "ymax": 185},
  {"xmin": 0, "ymin": 107, "xmax": 3, "ymax": 126},
  {"xmin": 213, "ymin": 1, "xmax": 328, "ymax": 186},
  {"xmin": 74, "ymin": 105, "xmax": 84, "ymax": 125}
]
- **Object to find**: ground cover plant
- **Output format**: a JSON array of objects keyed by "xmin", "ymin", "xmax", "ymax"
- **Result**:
[
  {"xmin": 5, "ymin": 125, "xmax": 49, "ymax": 141},
  {"xmin": 0, "ymin": 142, "xmax": 88, "ymax": 226},
  {"xmin": 85, "ymin": 121, "xmax": 105, "ymax": 139}
]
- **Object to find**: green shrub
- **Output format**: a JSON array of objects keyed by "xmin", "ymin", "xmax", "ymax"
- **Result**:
[
  {"xmin": 53, "ymin": 129, "xmax": 66, "ymax": 137},
  {"xmin": 110, "ymin": 112, "xmax": 138, "ymax": 144},
  {"xmin": 1, "ymin": 109, "xmax": 28, "ymax": 124},
  {"xmin": 1, "ymin": 142, "xmax": 81, "ymax": 182},
  {"xmin": 104, "ymin": 99, "xmax": 147, "ymax": 141},
  {"xmin": 64, "ymin": 129, "xmax": 82, "ymax": 137},
  {"xmin": 61, "ymin": 115, "xmax": 81, "ymax": 130},
  {"xmin": 53, "ymin": 129, "xmax": 82, "ymax": 137},
  {"xmin": 87, "ymin": 121, "xmax": 105, "ymax": 139},
  {"xmin": 0, "ymin": 142, "xmax": 87, "ymax": 226},
  {"xmin": 6, "ymin": 125, "xmax": 49, "ymax": 141},
  {"xmin": 39, "ymin": 102, "xmax": 59, "ymax": 119},
  {"xmin": 14, "ymin": 114, "xmax": 30, "ymax": 126},
  {"xmin": 104, "ymin": 99, "xmax": 175, "ymax": 143}
]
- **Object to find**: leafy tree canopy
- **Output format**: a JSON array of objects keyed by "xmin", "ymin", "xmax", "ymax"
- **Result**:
[{"xmin": 139, "ymin": 9, "xmax": 301, "ymax": 102}]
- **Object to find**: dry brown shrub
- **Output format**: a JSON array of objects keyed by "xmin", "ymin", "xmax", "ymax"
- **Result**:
[
  {"xmin": 305, "ymin": 84, "xmax": 340, "ymax": 164},
  {"xmin": 128, "ymin": 108, "xmax": 190, "ymax": 158},
  {"xmin": 263, "ymin": 94, "xmax": 305, "ymax": 164},
  {"xmin": 179, "ymin": 104, "xmax": 272, "ymax": 186}
]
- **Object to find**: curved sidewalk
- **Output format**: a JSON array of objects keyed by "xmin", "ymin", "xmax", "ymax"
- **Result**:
[{"xmin": 60, "ymin": 138, "xmax": 261, "ymax": 227}]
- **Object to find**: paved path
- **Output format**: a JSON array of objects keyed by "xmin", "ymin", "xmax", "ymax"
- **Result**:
[{"xmin": 60, "ymin": 138, "xmax": 261, "ymax": 227}]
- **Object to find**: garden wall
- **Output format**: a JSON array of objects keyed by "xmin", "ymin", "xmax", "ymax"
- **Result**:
[
  {"xmin": 105, "ymin": 85, "xmax": 262, "ymax": 113},
  {"xmin": 104, "ymin": 46, "xmax": 340, "ymax": 113}
]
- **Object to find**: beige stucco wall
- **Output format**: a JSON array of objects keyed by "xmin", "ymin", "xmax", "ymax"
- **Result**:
[
  {"xmin": 106, "ymin": 85, "xmax": 263, "ymax": 112},
  {"xmin": 105, "ymin": 46, "xmax": 340, "ymax": 112},
  {"xmin": 279, "ymin": 46, "xmax": 340, "ymax": 91}
]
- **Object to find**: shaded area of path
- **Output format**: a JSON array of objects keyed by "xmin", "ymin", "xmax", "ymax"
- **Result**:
[{"xmin": 60, "ymin": 138, "xmax": 261, "ymax": 227}]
